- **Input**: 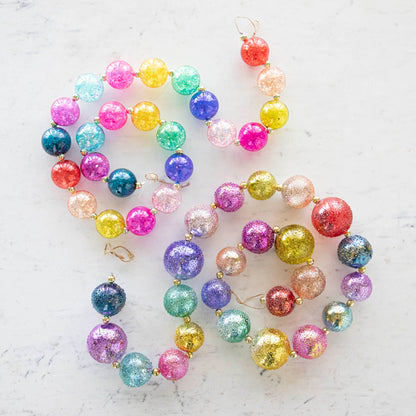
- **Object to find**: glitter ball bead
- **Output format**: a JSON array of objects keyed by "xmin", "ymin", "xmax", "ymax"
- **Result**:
[
  {"xmin": 291, "ymin": 265, "xmax": 326, "ymax": 300},
  {"xmin": 95, "ymin": 209, "xmax": 125, "ymax": 239},
  {"xmin": 241, "ymin": 37, "xmax": 269, "ymax": 66},
  {"xmin": 164, "ymin": 153, "xmax": 193, "ymax": 182},
  {"xmin": 238, "ymin": 122, "xmax": 268, "ymax": 152},
  {"xmin": 260, "ymin": 99, "xmax": 289, "ymax": 130},
  {"xmin": 266, "ymin": 286, "xmax": 296, "ymax": 317},
  {"xmin": 338, "ymin": 235, "xmax": 373, "ymax": 268},
  {"xmin": 80, "ymin": 152, "xmax": 110, "ymax": 181},
  {"xmin": 51, "ymin": 97, "xmax": 80, "ymax": 126},
  {"xmin": 51, "ymin": 160, "xmax": 81, "ymax": 189},
  {"xmin": 189, "ymin": 90, "xmax": 219, "ymax": 120},
  {"xmin": 216, "ymin": 246, "xmax": 246, "ymax": 276},
  {"xmin": 257, "ymin": 66, "xmax": 286, "ymax": 96},
  {"xmin": 214, "ymin": 182, "xmax": 245, "ymax": 212},
  {"xmin": 217, "ymin": 309, "xmax": 251, "ymax": 343},
  {"xmin": 87, "ymin": 323, "xmax": 127, "ymax": 363},
  {"xmin": 105, "ymin": 60, "xmax": 134, "ymax": 89},
  {"xmin": 207, "ymin": 119, "xmax": 237, "ymax": 148},
  {"xmin": 171, "ymin": 65, "xmax": 200, "ymax": 95},
  {"xmin": 152, "ymin": 184, "xmax": 182, "ymax": 213},
  {"xmin": 158, "ymin": 349, "xmax": 189, "ymax": 380},
  {"xmin": 341, "ymin": 272, "xmax": 372, "ymax": 301},
  {"xmin": 98, "ymin": 101, "xmax": 128, "ymax": 130},
  {"xmin": 107, "ymin": 168, "xmax": 136, "ymax": 197},
  {"xmin": 201, "ymin": 279, "xmax": 231, "ymax": 309},
  {"xmin": 247, "ymin": 170, "xmax": 277, "ymax": 200},
  {"xmin": 275, "ymin": 224, "xmax": 315, "ymax": 264},
  {"xmin": 119, "ymin": 352, "xmax": 153, "ymax": 387},
  {"xmin": 312, "ymin": 197, "xmax": 353, "ymax": 237},
  {"xmin": 131, "ymin": 101, "xmax": 160, "ymax": 131},
  {"xmin": 250, "ymin": 328, "xmax": 290, "ymax": 370},
  {"xmin": 42, "ymin": 127, "xmax": 71, "ymax": 156},
  {"xmin": 323, "ymin": 301, "xmax": 353, "ymax": 332},
  {"xmin": 242, "ymin": 220, "xmax": 274, "ymax": 254},
  {"xmin": 292, "ymin": 325, "xmax": 327, "ymax": 359},
  {"xmin": 139, "ymin": 58, "xmax": 169, "ymax": 88},
  {"xmin": 184, "ymin": 205, "xmax": 218, "ymax": 238},
  {"xmin": 164, "ymin": 240, "xmax": 204, "ymax": 280},
  {"xmin": 281, "ymin": 175, "xmax": 315, "ymax": 209},
  {"xmin": 91, "ymin": 282, "xmax": 126, "ymax": 316},
  {"xmin": 76, "ymin": 122, "xmax": 105, "ymax": 152},
  {"xmin": 174, "ymin": 322, "xmax": 204, "ymax": 352},
  {"xmin": 164, "ymin": 284, "xmax": 198, "ymax": 317},
  {"xmin": 157, "ymin": 121, "xmax": 186, "ymax": 150},
  {"xmin": 126, "ymin": 206, "xmax": 156, "ymax": 235},
  {"xmin": 75, "ymin": 73, "xmax": 104, "ymax": 102},
  {"xmin": 67, "ymin": 190, "xmax": 97, "ymax": 219}
]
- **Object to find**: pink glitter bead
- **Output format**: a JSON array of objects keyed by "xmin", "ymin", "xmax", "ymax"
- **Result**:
[
  {"xmin": 257, "ymin": 66, "xmax": 286, "ymax": 96},
  {"xmin": 292, "ymin": 324, "xmax": 327, "ymax": 359},
  {"xmin": 126, "ymin": 206, "xmax": 156, "ymax": 236},
  {"xmin": 207, "ymin": 119, "xmax": 237, "ymax": 148},
  {"xmin": 214, "ymin": 182, "xmax": 245, "ymax": 212},
  {"xmin": 51, "ymin": 97, "xmax": 80, "ymax": 126},
  {"xmin": 80, "ymin": 152, "xmax": 110, "ymax": 181},
  {"xmin": 105, "ymin": 60, "xmax": 134, "ymax": 89},
  {"xmin": 152, "ymin": 184, "xmax": 182, "ymax": 213},
  {"xmin": 158, "ymin": 349, "xmax": 189, "ymax": 380},
  {"xmin": 281, "ymin": 175, "xmax": 315, "ymax": 209},
  {"xmin": 238, "ymin": 122, "xmax": 268, "ymax": 152},
  {"xmin": 67, "ymin": 190, "xmax": 97, "ymax": 219},
  {"xmin": 98, "ymin": 101, "xmax": 128, "ymax": 130}
]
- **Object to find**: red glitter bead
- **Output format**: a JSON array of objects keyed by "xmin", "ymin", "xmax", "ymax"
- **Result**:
[
  {"xmin": 265, "ymin": 286, "xmax": 295, "ymax": 317},
  {"xmin": 311, "ymin": 197, "xmax": 353, "ymax": 237},
  {"xmin": 51, "ymin": 160, "xmax": 81, "ymax": 189},
  {"xmin": 240, "ymin": 37, "xmax": 269, "ymax": 66}
]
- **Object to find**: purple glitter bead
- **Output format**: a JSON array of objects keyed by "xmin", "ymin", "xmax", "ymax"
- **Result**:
[
  {"xmin": 201, "ymin": 279, "xmax": 231, "ymax": 309},
  {"xmin": 341, "ymin": 272, "xmax": 372, "ymax": 301},
  {"xmin": 51, "ymin": 97, "xmax": 80, "ymax": 126},
  {"xmin": 87, "ymin": 323, "xmax": 127, "ymax": 363},
  {"xmin": 81, "ymin": 152, "xmax": 110, "ymax": 181},
  {"xmin": 242, "ymin": 220, "xmax": 274, "ymax": 254},
  {"xmin": 214, "ymin": 182, "xmax": 245, "ymax": 212}
]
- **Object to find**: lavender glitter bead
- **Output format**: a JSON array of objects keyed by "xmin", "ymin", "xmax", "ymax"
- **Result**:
[
  {"xmin": 242, "ymin": 220, "xmax": 274, "ymax": 254},
  {"xmin": 201, "ymin": 279, "xmax": 231, "ymax": 309},
  {"xmin": 341, "ymin": 272, "xmax": 372, "ymax": 301},
  {"xmin": 292, "ymin": 325, "xmax": 327, "ymax": 359},
  {"xmin": 81, "ymin": 152, "xmax": 110, "ymax": 181},
  {"xmin": 215, "ymin": 182, "xmax": 245, "ymax": 212},
  {"xmin": 51, "ymin": 97, "xmax": 80, "ymax": 126},
  {"xmin": 184, "ymin": 205, "xmax": 218, "ymax": 238}
]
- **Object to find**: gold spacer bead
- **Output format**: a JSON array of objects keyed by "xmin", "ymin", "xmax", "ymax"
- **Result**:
[
  {"xmin": 94, "ymin": 116, "xmax": 100, "ymax": 124},
  {"xmin": 72, "ymin": 94, "xmax": 79, "ymax": 101},
  {"xmin": 159, "ymin": 119, "xmax": 166, "ymax": 125},
  {"xmin": 123, "ymin": 228, "xmax": 128, "ymax": 234},
  {"xmin": 173, "ymin": 279, "xmax": 181, "ymax": 286},
  {"xmin": 210, "ymin": 202, "xmax": 217, "ymax": 209},
  {"xmin": 101, "ymin": 176, "xmax": 108, "ymax": 183},
  {"xmin": 237, "ymin": 243, "xmax": 244, "ymax": 251},
  {"xmin": 273, "ymin": 226, "xmax": 281, "ymax": 234},
  {"xmin": 102, "ymin": 316, "xmax": 110, "ymax": 324},
  {"xmin": 134, "ymin": 71, "xmax": 140, "ymax": 78},
  {"xmin": 239, "ymin": 182, "xmax": 248, "ymax": 190},
  {"xmin": 266, "ymin": 127, "xmax": 272, "ymax": 134},
  {"xmin": 312, "ymin": 196, "xmax": 321, "ymax": 204},
  {"xmin": 80, "ymin": 150, "xmax": 88, "ymax": 156},
  {"xmin": 135, "ymin": 182, "xmax": 143, "ymax": 189},
  {"xmin": 216, "ymin": 271, "xmax": 224, "ymax": 279},
  {"xmin": 259, "ymin": 296, "xmax": 266, "ymax": 304},
  {"xmin": 112, "ymin": 361, "xmax": 120, "ymax": 369},
  {"xmin": 150, "ymin": 208, "xmax": 158, "ymax": 215},
  {"xmin": 127, "ymin": 107, "xmax": 133, "ymax": 114},
  {"xmin": 152, "ymin": 368, "xmax": 160, "ymax": 376},
  {"xmin": 346, "ymin": 299, "xmax": 355, "ymax": 308},
  {"xmin": 183, "ymin": 316, "xmax": 191, "ymax": 324},
  {"xmin": 234, "ymin": 140, "xmax": 240, "ymax": 146},
  {"xmin": 245, "ymin": 335, "xmax": 253, "ymax": 344},
  {"xmin": 57, "ymin": 154, "xmax": 65, "ymax": 161},
  {"xmin": 184, "ymin": 233, "xmax": 193, "ymax": 241},
  {"xmin": 100, "ymin": 74, "xmax": 107, "ymax": 81},
  {"xmin": 358, "ymin": 267, "xmax": 367, "ymax": 274},
  {"xmin": 295, "ymin": 297, "xmax": 303, "ymax": 305},
  {"xmin": 187, "ymin": 352, "xmax": 193, "ymax": 359},
  {"xmin": 175, "ymin": 148, "xmax": 184, "ymax": 154},
  {"xmin": 215, "ymin": 309, "xmax": 223, "ymax": 317},
  {"xmin": 275, "ymin": 184, "xmax": 282, "ymax": 192},
  {"xmin": 322, "ymin": 327, "xmax": 330, "ymax": 335},
  {"xmin": 168, "ymin": 71, "xmax": 174, "ymax": 77},
  {"xmin": 306, "ymin": 258, "xmax": 314, "ymax": 266},
  {"xmin": 289, "ymin": 351, "xmax": 297, "ymax": 358},
  {"xmin": 198, "ymin": 86, "xmax": 205, "ymax": 91},
  {"xmin": 108, "ymin": 274, "xmax": 116, "ymax": 283},
  {"xmin": 68, "ymin": 187, "xmax": 75, "ymax": 193},
  {"xmin": 91, "ymin": 213, "xmax": 98, "ymax": 220},
  {"xmin": 344, "ymin": 231, "xmax": 352, "ymax": 237},
  {"xmin": 272, "ymin": 95, "xmax": 280, "ymax": 101},
  {"xmin": 205, "ymin": 120, "xmax": 212, "ymax": 126},
  {"xmin": 264, "ymin": 61, "xmax": 271, "ymax": 67},
  {"xmin": 51, "ymin": 121, "xmax": 58, "ymax": 128}
]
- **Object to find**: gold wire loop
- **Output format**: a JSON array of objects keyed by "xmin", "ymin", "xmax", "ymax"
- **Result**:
[
  {"xmin": 231, "ymin": 290, "xmax": 265, "ymax": 310},
  {"xmin": 144, "ymin": 172, "xmax": 189, "ymax": 189},
  {"xmin": 234, "ymin": 16, "xmax": 260, "ymax": 38},
  {"xmin": 104, "ymin": 243, "xmax": 135, "ymax": 263}
]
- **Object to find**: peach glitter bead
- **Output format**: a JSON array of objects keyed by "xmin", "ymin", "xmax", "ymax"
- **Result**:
[
  {"xmin": 291, "ymin": 265, "xmax": 326, "ymax": 300},
  {"xmin": 281, "ymin": 175, "xmax": 315, "ymax": 209},
  {"xmin": 67, "ymin": 190, "xmax": 97, "ymax": 219},
  {"xmin": 216, "ymin": 247, "xmax": 247, "ymax": 276},
  {"xmin": 257, "ymin": 66, "xmax": 286, "ymax": 96}
]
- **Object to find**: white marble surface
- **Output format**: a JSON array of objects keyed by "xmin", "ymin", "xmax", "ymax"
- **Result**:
[{"xmin": 0, "ymin": 0, "xmax": 415, "ymax": 415}]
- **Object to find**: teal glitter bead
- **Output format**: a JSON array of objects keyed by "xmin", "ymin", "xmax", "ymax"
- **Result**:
[
  {"xmin": 119, "ymin": 352, "xmax": 153, "ymax": 387},
  {"xmin": 171, "ymin": 65, "xmax": 200, "ymax": 95},
  {"xmin": 76, "ymin": 123, "xmax": 105, "ymax": 152},
  {"xmin": 322, "ymin": 301, "xmax": 353, "ymax": 332},
  {"xmin": 156, "ymin": 121, "xmax": 186, "ymax": 150},
  {"xmin": 163, "ymin": 285, "xmax": 198, "ymax": 317},
  {"xmin": 75, "ymin": 73, "xmax": 104, "ymax": 102},
  {"xmin": 217, "ymin": 309, "xmax": 251, "ymax": 343}
]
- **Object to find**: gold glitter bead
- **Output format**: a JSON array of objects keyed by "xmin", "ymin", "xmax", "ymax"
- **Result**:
[
  {"xmin": 152, "ymin": 368, "xmax": 160, "ymax": 376},
  {"xmin": 139, "ymin": 58, "xmax": 169, "ymax": 88},
  {"xmin": 174, "ymin": 322, "xmax": 204, "ymax": 353},
  {"xmin": 173, "ymin": 279, "xmax": 181, "ymax": 286},
  {"xmin": 312, "ymin": 196, "xmax": 321, "ymax": 204},
  {"xmin": 108, "ymin": 274, "xmax": 116, "ymax": 283},
  {"xmin": 358, "ymin": 267, "xmax": 367, "ymax": 274},
  {"xmin": 295, "ymin": 297, "xmax": 303, "ymax": 305},
  {"xmin": 260, "ymin": 99, "xmax": 289, "ymax": 130},
  {"xmin": 346, "ymin": 299, "xmax": 355, "ymax": 308},
  {"xmin": 216, "ymin": 271, "xmax": 224, "ymax": 279},
  {"xmin": 96, "ymin": 210, "xmax": 125, "ymax": 239},
  {"xmin": 289, "ymin": 351, "xmax": 297, "ymax": 358},
  {"xmin": 245, "ymin": 336, "xmax": 253, "ymax": 344},
  {"xmin": 306, "ymin": 258, "xmax": 315, "ymax": 266},
  {"xmin": 247, "ymin": 170, "xmax": 277, "ymax": 200},
  {"xmin": 215, "ymin": 309, "xmax": 223, "ymax": 317},
  {"xmin": 183, "ymin": 316, "xmax": 191, "ymax": 323},
  {"xmin": 112, "ymin": 361, "xmax": 120, "ymax": 369},
  {"xmin": 237, "ymin": 243, "xmax": 245, "ymax": 251},
  {"xmin": 185, "ymin": 233, "xmax": 193, "ymax": 241}
]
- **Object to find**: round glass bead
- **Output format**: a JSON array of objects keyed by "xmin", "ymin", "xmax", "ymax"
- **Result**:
[
  {"xmin": 241, "ymin": 37, "xmax": 269, "ymax": 66},
  {"xmin": 238, "ymin": 122, "xmax": 268, "ymax": 151},
  {"xmin": 126, "ymin": 206, "xmax": 156, "ymax": 235},
  {"xmin": 265, "ymin": 286, "xmax": 296, "ymax": 317},
  {"xmin": 214, "ymin": 182, "xmax": 244, "ymax": 212},
  {"xmin": 171, "ymin": 65, "xmax": 200, "ymax": 95},
  {"xmin": 158, "ymin": 349, "xmax": 189, "ymax": 380},
  {"xmin": 189, "ymin": 90, "xmax": 219, "ymax": 120},
  {"xmin": 323, "ymin": 301, "xmax": 353, "ymax": 332},
  {"xmin": 242, "ymin": 220, "xmax": 274, "ymax": 254},
  {"xmin": 207, "ymin": 119, "xmax": 237, "ymax": 148},
  {"xmin": 91, "ymin": 282, "xmax": 126, "ymax": 316},
  {"xmin": 67, "ymin": 190, "xmax": 97, "ymax": 219},
  {"xmin": 152, "ymin": 184, "xmax": 182, "ymax": 213},
  {"xmin": 107, "ymin": 168, "xmax": 136, "ymax": 197},
  {"xmin": 164, "ymin": 284, "xmax": 198, "ymax": 317},
  {"xmin": 139, "ymin": 58, "xmax": 169, "ymax": 88},
  {"xmin": 51, "ymin": 160, "xmax": 80, "ymax": 189},
  {"xmin": 105, "ymin": 60, "xmax": 134, "ymax": 89},
  {"xmin": 42, "ymin": 127, "xmax": 71, "ymax": 156},
  {"xmin": 75, "ymin": 73, "xmax": 104, "ymax": 102},
  {"xmin": 51, "ymin": 97, "xmax": 80, "ymax": 126},
  {"xmin": 119, "ymin": 352, "xmax": 153, "ymax": 387},
  {"xmin": 260, "ymin": 99, "xmax": 289, "ymax": 130},
  {"xmin": 201, "ymin": 279, "xmax": 231, "ymax": 309},
  {"xmin": 80, "ymin": 152, "xmax": 110, "ymax": 181},
  {"xmin": 184, "ymin": 205, "xmax": 218, "ymax": 238},
  {"xmin": 157, "ymin": 121, "xmax": 186, "ymax": 150},
  {"xmin": 257, "ymin": 66, "xmax": 286, "ymax": 96},
  {"xmin": 341, "ymin": 272, "xmax": 372, "ymax": 301},
  {"xmin": 98, "ymin": 101, "xmax": 128, "ymax": 130},
  {"xmin": 217, "ymin": 309, "xmax": 251, "ymax": 343},
  {"xmin": 281, "ymin": 175, "xmax": 314, "ymax": 209},
  {"xmin": 95, "ymin": 209, "xmax": 125, "ymax": 239},
  {"xmin": 131, "ymin": 101, "xmax": 160, "ymax": 131},
  {"xmin": 164, "ymin": 153, "xmax": 193, "ymax": 182},
  {"xmin": 247, "ymin": 170, "xmax": 277, "ymax": 200},
  {"xmin": 338, "ymin": 235, "xmax": 373, "ymax": 268},
  {"xmin": 76, "ymin": 122, "xmax": 105, "ymax": 152},
  {"xmin": 174, "ymin": 322, "xmax": 204, "ymax": 352},
  {"xmin": 292, "ymin": 325, "xmax": 327, "ymax": 359},
  {"xmin": 291, "ymin": 265, "xmax": 326, "ymax": 300},
  {"xmin": 216, "ymin": 246, "xmax": 246, "ymax": 276}
]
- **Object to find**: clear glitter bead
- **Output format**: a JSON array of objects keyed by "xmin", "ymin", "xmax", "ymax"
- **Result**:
[
  {"xmin": 207, "ymin": 119, "xmax": 237, "ymax": 148},
  {"xmin": 184, "ymin": 204, "xmax": 218, "ymax": 238},
  {"xmin": 152, "ymin": 184, "xmax": 182, "ymax": 213}
]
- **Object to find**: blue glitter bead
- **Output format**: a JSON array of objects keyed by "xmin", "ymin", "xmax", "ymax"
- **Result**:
[
  {"xmin": 189, "ymin": 90, "xmax": 219, "ymax": 120},
  {"xmin": 108, "ymin": 168, "xmax": 137, "ymax": 197},
  {"xmin": 119, "ymin": 352, "xmax": 153, "ymax": 387},
  {"xmin": 91, "ymin": 282, "xmax": 126, "ymax": 316},
  {"xmin": 76, "ymin": 122, "xmax": 105, "ymax": 152},
  {"xmin": 171, "ymin": 65, "xmax": 200, "ymax": 95},
  {"xmin": 163, "ymin": 284, "xmax": 198, "ymax": 317},
  {"xmin": 338, "ymin": 235, "xmax": 373, "ymax": 268},
  {"xmin": 75, "ymin": 73, "xmax": 104, "ymax": 102},
  {"xmin": 217, "ymin": 309, "xmax": 251, "ymax": 343},
  {"xmin": 164, "ymin": 153, "xmax": 194, "ymax": 183},
  {"xmin": 164, "ymin": 240, "xmax": 204, "ymax": 280},
  {"xmin": 201, "ymin": 279, "xmax": 231, "ymax": 309},
  {"xmin": 322, "ymin": 301, "xmax": 353, "ymax": 332},
  {"xmin": 41, "ymin": 127, "xmax": 71, "ymax": 156}
]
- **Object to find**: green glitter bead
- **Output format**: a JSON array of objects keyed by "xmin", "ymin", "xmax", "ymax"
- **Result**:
[
  {"xmin": 171, "ymin": 65, "xmax": 200, "ymax": 95},
  {"xmin": 156, "ymin": 121, "xmax": 186, "ymax": 150},
  {"xmin": 163, "ymin": 284, "xmax": 198, "ymax": 317},
  {"xmin": 217, "ymin": 309, "xmax": 251, "ymax": 343}
]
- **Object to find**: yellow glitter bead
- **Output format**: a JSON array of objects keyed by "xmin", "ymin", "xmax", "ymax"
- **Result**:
[
  {"xmin": 247, "ymin": 170, "xmax": 277, "ymax": 200},
  {"xmin": 260, "ymin": 99, "xmax": 289, "ymax": 130},
  {"xmin": 275, "ymin": 224, "xmax": 315, "ymax": 264},
  {"xmin": 95, "ymin": 209, "xmax": 125, "ymax": 239},
  {"xmin": 250, "ymin": 328, "xmax": 290, "ymax": 370},
  {"xmin": 131, "ymin": 101, "xmax": 160, "ymax": 131},
  {"xmin": 139, "ymin": 58, "xmax": 169, "ymax": 88},
  {"xmin": 174, "ymin": 322, "xmax": 204, "ymax": 353}
]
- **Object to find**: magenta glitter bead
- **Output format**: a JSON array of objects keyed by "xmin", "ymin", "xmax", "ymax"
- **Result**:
[
  {"xmin": 292, "ymin": 324, "xmax": 327, "ymax": 359},
  {"xmin": 207, "ymin": 119, "xmax": 237, "ymax": 148},
  {"xmin": 238, "ymin": 122, "xmax": 268, "ymax": 152},
  {"xmin": 214, "ymin": 182, "xmax": 245, "ymax": 212},
  {"xmin": 158, "ymin": 349, "xmax": 189, "ymax": 380},
  {"xmin": 105, "ymin": 60, "xmax": 134, "ymax": 89},
  {"xmin": 98, "ymin": 101, "xmax": 128, "ymax": 130},
  {"xmin": 126, "ymin": 206, "xmax": 156, "ymax": 236},
  {"xmin": 152, "ymin": 184, "xmax": 182, "ymax": 213},
  {"xmin": 81, "ymin": 152, "xmax": 110, "ymax": 181},
  {"xmin": 341, "ymin": 272, "xmax": 372, "ymax": 301},
  {"xmin": 242, "ymin": 220, "xmax": 274, "ymax": 254},
  {"xmin": 51, "ymin": 97, "xmax": 80, "ymax": 126}
]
